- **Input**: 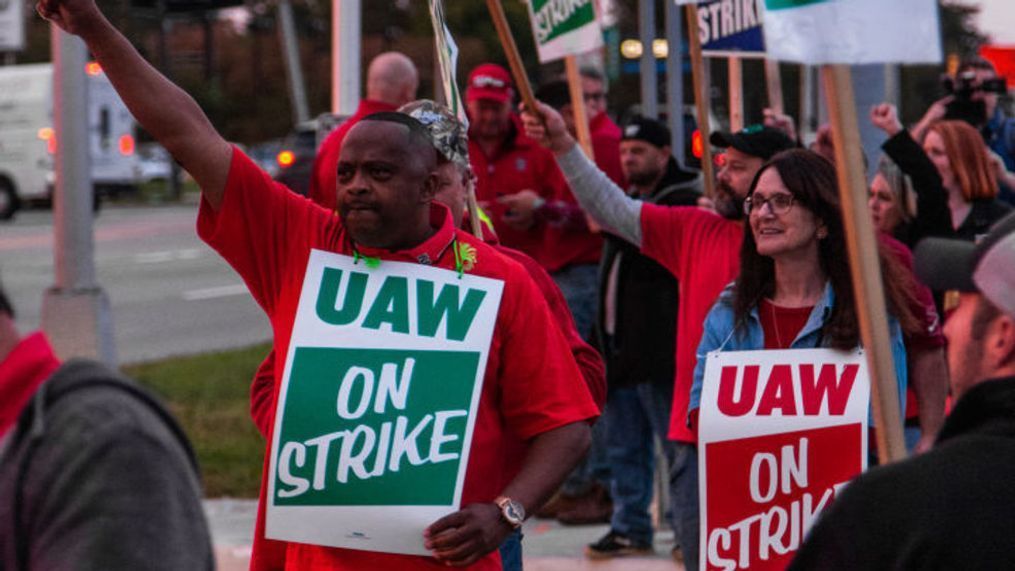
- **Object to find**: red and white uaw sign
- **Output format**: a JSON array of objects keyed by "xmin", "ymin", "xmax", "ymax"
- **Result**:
[{"xmin": 698, "ymin": 348, "xmax": 870, "ymax": 570}]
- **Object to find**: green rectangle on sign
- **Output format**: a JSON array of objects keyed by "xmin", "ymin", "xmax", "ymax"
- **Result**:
[
  {"xmin": 274, "ymin": 347, "xmax": 480, "ymax": 506},
  {"xmin": 765, "ymin": 0, "xmax": 830, "ymax": 10},
  {"xmin": 530, "ymin": 0, "xmax": 596, "ymax": 44}
]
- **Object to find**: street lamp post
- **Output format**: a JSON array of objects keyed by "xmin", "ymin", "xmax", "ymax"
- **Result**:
[{"xmin": 41, "ymin": 26, "xmax": 116, "ymax": 365}]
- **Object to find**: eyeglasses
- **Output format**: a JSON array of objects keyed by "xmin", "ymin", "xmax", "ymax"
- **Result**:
[
  {"xmin": 743, "ymin": 193, "xmax": 796, "ymax": 216},
  {"xmin": 472, "ymin": 75, "xmax": 506, "ymax": 89},
  {"xmin": 583, "ymin": 91, "xmax": 607, "ymax": 102}
]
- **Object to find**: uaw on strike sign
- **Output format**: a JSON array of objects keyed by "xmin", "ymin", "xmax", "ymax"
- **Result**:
[
  {"xmin": 698, "ymin": 348, "xmax": 870, "ymax": 570},
  {"xmin": 266, "ymin": 250, "xmax": 503, "ymax": 555}
]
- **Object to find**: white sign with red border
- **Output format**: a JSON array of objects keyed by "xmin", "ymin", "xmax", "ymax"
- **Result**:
[{"xmin": 698, "ymin": 348, "xmax": 870, "ymax": 570}]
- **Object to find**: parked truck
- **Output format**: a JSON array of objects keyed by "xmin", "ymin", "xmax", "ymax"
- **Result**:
[{"xmin": 0, "ymin": 62, "xmax": 140, "ymax": 220}]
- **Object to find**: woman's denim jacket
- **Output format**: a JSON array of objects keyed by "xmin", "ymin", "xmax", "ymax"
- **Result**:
[{"xmin": 688, "ymin": 282, "xmax": 908, "ymax": 427}]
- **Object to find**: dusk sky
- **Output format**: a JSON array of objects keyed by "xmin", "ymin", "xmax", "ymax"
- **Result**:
[{"xmin": 971, "ymin": 0, "xmax": 1015, "ymax": 44}]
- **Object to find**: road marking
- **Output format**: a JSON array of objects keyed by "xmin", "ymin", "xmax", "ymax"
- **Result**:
[
  {"xmin": 183, "ymin": 284, "xmax": 250, "ymax": 301},
  {"xmin": 135, "ymin": 248, "xmax": 204, "ymax": 264}
]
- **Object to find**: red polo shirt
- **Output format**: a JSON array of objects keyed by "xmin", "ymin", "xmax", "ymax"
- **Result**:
[
  {"xmin": 640, "ymin": 205, "xmax": 744, "ymax": 443},
  {"xmin": 199, "ymin": 148, "xmax": 597, "ymax": 571},
  {"xmin": 589, "ymin": 112, "xmax": 625, "ymax": 189},
  {"xmin": 0, "ymin": 332, "xmax": 61, "ymax": 439},
  {"xmin": 309, "ymin": 99, "xmax": 398, "ymax": 210}
]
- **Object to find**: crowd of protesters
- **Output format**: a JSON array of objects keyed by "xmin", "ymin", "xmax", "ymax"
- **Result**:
[{"xmin": 8, "ymin": 0, "xmax": 1015, "ymax": 568}]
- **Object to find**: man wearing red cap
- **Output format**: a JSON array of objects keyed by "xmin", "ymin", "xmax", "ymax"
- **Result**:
[{"xmin": 465, "ymin": 63, "xmax": 602, "ymax": 336}]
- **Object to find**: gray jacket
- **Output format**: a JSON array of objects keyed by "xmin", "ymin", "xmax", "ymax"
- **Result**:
[{"xmin": 0, "ymin": 359, "xmax": 214, "ymax": 571}]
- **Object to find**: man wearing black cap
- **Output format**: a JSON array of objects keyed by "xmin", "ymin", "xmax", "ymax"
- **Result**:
[
  {"xmin": 709, "ymin": 125, "xmax": 798, "ymax": 219},
  {"xmin": 586, "ymin": 117, "xmax": 701, "ymax": 559},
  {"xmin": 790, "ymin": 212, "xmax": 1015, "ymax": 569},
  {"xmin": 521, "ymin": 103, "xmax": 795, "ymax": 570}
]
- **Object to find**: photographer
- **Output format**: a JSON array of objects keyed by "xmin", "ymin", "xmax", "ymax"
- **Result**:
[{"xmin": 914, "ymin": 59, "xmax": 1015, "ymax": 204}]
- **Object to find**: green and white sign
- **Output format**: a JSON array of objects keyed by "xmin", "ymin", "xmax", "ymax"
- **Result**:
[
  {"xmin": 428, "ymin": 0, "xmax": 468, "ymax": 128},
  {"xmin": 760, "ymin": 0, "xmax": 941, "ymax": 65},
  {"xmin": 266, "ymin": 249, "xmax": 504, "ymax": 555},
  {"xmin": 526, "ymin": 0, "xmax": 603, "ymax": 63}
]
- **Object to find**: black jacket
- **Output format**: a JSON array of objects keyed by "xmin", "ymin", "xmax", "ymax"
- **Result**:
[
  {"xmin": 789, "ymin": 375, "xmax": 1015, "ymax": 570},
  {"xmin": 595, "ymin": 158, "xmax": 700, "ymax": 387},
  {"xmin": 881, "ymin": 130, "xmax": 953, "ymax": 248},
  {"xmin": 955, "ymin": 199, "xmax": 1012, "ymax": 242}
]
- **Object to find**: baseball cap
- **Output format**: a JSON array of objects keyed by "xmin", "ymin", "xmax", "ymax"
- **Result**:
[
  {"xmin": 622, "ymin": 116, "xmax": 671, "ymax": 149},
  {"xmin": 914, "ymin": 211, "xmax": 1015, "ymax": 317},
  {"xmin": 398, "ymin": 99, "xmax": 470, "ymax": 170},
  {"xmin": 710, "ymin": 125, "xmax": 796, "ymax": 161},
  {"xmin": 466, "ymin": 63, "xmax": 514, "ymax": 104}
]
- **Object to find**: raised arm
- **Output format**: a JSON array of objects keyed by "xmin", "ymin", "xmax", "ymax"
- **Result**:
[
  {"xmin": 521, "ymin": 102, "xmax": 644, "ymax": 247},
  {"xmin": 871, "ymin": 103, "xmax": 952, "ymax": 241},
  {"xmin": 37, "ymin": 0, "xmax": 232, "ymax": 208}
]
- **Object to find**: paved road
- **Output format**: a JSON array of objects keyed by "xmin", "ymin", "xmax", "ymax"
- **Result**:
[
  {"xmin": 205, "ymin": 499, "xmax": 684, "ymax": 571},
  {"xmin": 1, "ymin": 204, "xmax": 270, "ymax": 363}
]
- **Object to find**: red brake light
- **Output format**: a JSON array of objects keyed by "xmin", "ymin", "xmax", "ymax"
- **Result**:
[
  {"xmin": 277, "ymin": 150, "xmax": 295, "ymax": 168},
  {"xmin": 118, "ymin": 134, "xmax": 135, "ymax": 156},
  {"xmin": 85, "ymin": 62, "xmax": 103, "ymax": 76},
  {"xmin": 691, "ymin": 129, "xmax": 704, "ymax": 159},
  {"xmin": 38, "ymin": 127, "xmax": 56, "ymax": 154}
]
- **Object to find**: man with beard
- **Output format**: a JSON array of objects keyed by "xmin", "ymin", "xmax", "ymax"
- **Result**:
[
  {"xmin": 522, "ymin": 104, "xmax": 794, "ymax": 571},
  {"xmin": 790, "ymin": 212, "xmax": 1015, "ymax": 569},
  {"xmin": 586, "ymin": 117, "xmax": 701, "ymax": 561}
]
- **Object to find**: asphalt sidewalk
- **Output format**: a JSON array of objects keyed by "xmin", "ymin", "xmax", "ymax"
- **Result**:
[{"xmin": 205, "ymin": 499, "xmax": 686, "ymax": 570}]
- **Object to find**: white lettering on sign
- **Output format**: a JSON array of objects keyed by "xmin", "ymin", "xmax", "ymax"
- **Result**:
[
  {"xmin": 749, "ymin": 438, "xmax": 809, "ymax": 503},
  {"xmin": 698, "ymin": 0, "xmax": 760, "ymax": 44},
  {"xmin": 275, "ymin": 409, "xmax": 469, "ymax": 498},
  {"xmin": 707, "ymin": 480, "xmax": 849, "ymax": 570},
  {"xmin": 336, "ymin": 358, "xmax": 416, "ymax": 420}
]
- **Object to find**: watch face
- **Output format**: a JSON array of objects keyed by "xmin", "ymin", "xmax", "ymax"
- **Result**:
[
  {"xmin": 498, "ymin": 497, "xmax": 525, "ymax": 526},
  {"xmin": 505, "ymin": 501, "xmax": 524, "ymax": 522}
]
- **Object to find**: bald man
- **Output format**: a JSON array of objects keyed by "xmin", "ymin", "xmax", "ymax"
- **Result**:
[{"xmin": 308, "ymin": 51, "xmax": 419, "ymax": 208}]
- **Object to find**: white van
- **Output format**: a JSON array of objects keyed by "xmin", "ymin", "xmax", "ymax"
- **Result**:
[{"xmin": 0, "ymin": 62, "xmax": 140, "ymax": 220}]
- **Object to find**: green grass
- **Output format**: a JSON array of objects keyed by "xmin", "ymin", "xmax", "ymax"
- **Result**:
[{"xmin": 124, "ymin": 342, "xmax": 271, "ymax": 498}]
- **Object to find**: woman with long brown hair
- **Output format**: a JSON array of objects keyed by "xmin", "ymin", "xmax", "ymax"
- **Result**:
[
  {"xmin": 688, "ymin": 149, "xmax": 921, "ymax": 428},
  {"xmin": 923, "ymin": 120, "xmax": 1011, "ymax": 241}
]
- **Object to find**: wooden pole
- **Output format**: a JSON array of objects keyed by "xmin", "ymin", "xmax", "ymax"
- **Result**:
[
  {"xmin": 821, "ymin": 64, "xmax": 907, "ymax": 464},
  {"xmin": 685, "ymin": 4, "xmax": 715, "ymax": 197},
  {"xmin": 765, "ymin": 59, "xmax": 785, "ymax": 115},
  {"xmin": 728, "ymin": 56, "xmax": 744, "ymax": 132},
  {"xmin": 485, "ymin": 0, "xmax": 539, "ymax": 115},
  {"xmin": 565, "ymin": 56, "xmax": 596, "ymax": 160}
]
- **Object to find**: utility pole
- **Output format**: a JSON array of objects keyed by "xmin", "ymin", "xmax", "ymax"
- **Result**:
[
  {"xmin": 332, "ymin": 0, "xmax": 361, "ymax": 115},
  {"xmin": 41, "ymin": 26, "xmax": 116, "ymax": 365},
  {"xmin": 278, "ymin": 0, "xmax": 310, "ymax": 124},
  {"xmin": 638, "ymin": 0, "xmax": 657, "ymax": 119},
  {"xmin": 665, "ymin": 0, "xmax": 684, "ymax": 166}
]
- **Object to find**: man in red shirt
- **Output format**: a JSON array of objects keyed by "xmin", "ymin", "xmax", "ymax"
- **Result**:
[
  {"xmin": 465, "ymin": 63, "xmax": 602, "ymax": 296},
  {"xmin": 523, "ymin": 102, "xmax": 794, "ymax": 569},
  {"xmin": 309, "ymin": 51, "xmax": 418, "ymax": 210},
  {"xmin": 40, "ymin": 2, "xmax": 598, "ymax": 570}
]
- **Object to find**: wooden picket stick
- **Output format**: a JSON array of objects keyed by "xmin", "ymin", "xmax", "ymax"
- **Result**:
[
  {"xmin": 685, "ymin": 3, "xmax": 715, "ymax": 197},
  {"xmin": 765, "ymin": 59, "xmax": 785, "ymax": 115},
  {"xmin": 728, "ymin": 56, "xmax": 744, "ymax": 131},
  {"xmin": 485, "ymin": 0, "xmax": 539, "ymax": 115},
  {"xmin": 821, "ymin": 64, "xmax": 907, "ymax": 464},
  {"xmin": 565, "ymin": 56, "xmax": 596, "ymax": 160}
]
